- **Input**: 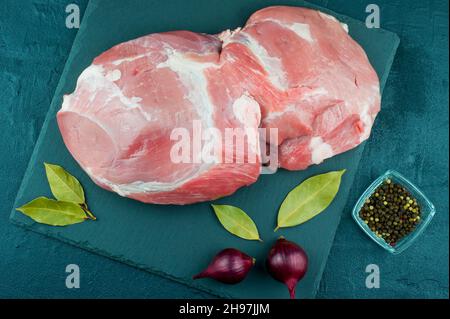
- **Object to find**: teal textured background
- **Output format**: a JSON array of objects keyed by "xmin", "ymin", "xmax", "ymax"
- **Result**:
[
  {"xmin": 0, "ymin": 0, "xmax": 448, "ymax": 298},
  {"xmin": 8, "ymin": 0, "xmax": 400, "ymax": 299}
]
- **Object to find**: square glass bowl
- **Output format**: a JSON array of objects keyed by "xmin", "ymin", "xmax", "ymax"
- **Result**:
[{"xmin": 352, "ymin": 170, "xmax": 436, "ymax": 254}]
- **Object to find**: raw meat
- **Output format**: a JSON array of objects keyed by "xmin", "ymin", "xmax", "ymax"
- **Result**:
[
  {"xmin": 57, "ymin": 6, "xmax": 380, "ymax": 204},
  {"xmin": 58, "ymin": 31, "xmax": 262, "ymax": 204},
  {"xmin": 220, "ymin": 6, "xmax": 380, "ymax": 170}
]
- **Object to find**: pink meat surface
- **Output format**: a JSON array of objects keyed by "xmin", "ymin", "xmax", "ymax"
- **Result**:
[
  {"xmin": 58, "ymin": 31, "xmax": 262, "ymax": 204},
  {"xmin": 58, "ymin": 6, "xmax": 380, "ymax": 204},
  {"xmin": 221, "ymin": 6, "xmax": 380, "ymax": 170}
]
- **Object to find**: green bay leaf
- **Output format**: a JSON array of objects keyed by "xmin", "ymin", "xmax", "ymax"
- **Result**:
[
  {"xmin": 212, "ymin": 204, "xmax": 261, "ymax": 241},
  {"xmin": 276, "ymin": 170, "xmax": 346, "ymax": 230},
  {"xmin": 16, "ymin": 197, "xmax": 87, "ymax": 226},
  {"xmin": 44, "ymin": 163, "xmax": 85, "ymax": 204}
]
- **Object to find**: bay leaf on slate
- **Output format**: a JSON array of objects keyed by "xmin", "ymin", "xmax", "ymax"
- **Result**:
[
  {"xmin": 212, "ymin": 204, "xmax": 261, "ymax": 241},
  {"xmin": 276, "ymin": 170, "xmax": 346, "ymax": 230},
  {"xmin": 16, "ymin": 197, "xmax": 87, "ymax": 226},
  {"xmin": 44, "ymin": 162, "xmax": 85, "ymax": 204}
]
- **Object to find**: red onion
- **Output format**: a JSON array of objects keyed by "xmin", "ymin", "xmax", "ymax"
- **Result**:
[
  {"xmin": 193, "ymin": 248, "xmax": 255, "ymax": 284},
  {"xmin": 266, "ymin": 237, "xmax": 308, "ymax": 299}
]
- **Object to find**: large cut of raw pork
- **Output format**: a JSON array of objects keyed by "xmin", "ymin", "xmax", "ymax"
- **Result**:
[
  {"xmin": 220, "ymin": 7, "xmax": 380, "ymax": 170},
  {"xmin": 58, "ymin": 6, "xmax": 380, "ymax": 204},
  {"xmin": 58, "ymin": 31, "xmax": 262, "ymax": 204}
]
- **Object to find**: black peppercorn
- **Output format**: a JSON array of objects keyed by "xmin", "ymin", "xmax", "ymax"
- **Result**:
[{"xmin": 359, "ymin": 179, "xmax": 422, "ymax": 245}]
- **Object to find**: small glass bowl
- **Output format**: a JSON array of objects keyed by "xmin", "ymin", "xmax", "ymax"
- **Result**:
[{"xmin": 352, "ymin": 170, "xmax": 436, "ymax": 254}]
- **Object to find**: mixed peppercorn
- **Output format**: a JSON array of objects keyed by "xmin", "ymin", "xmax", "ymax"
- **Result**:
[{"xmin": 359, "ymin": 179, "xmax": 421, "ymax": 246}]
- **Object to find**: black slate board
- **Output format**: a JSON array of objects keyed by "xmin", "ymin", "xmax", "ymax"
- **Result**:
[{"xmin": 10, "ymin": 0, "xmax": 399, "ymax": 298}]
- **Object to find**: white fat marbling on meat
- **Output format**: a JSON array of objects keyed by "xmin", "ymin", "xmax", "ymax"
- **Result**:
[
  {"xmin": 318, "ymin": 12, "xmax": 349, "ymax": 33},
  {"xmin": 302, "ymin": 87, "xmax": 328, "ymax": 100},
  {"xmin": 130, "ymin": 96, "xmax": 143, "ymax": 103},
  {"xmin": 263, "ymin": 104, "xmax": 296, "ymax": 122},
  {"xmin": 66, "ymin": 64, "xmax": 151, "ymax": 119},
  {"xmin": 84, "ymin": 167, "xmax": 183, "ymax": 195},
  {"xmin": 358, "ymin": 87, "xmax": 379, "ymax": 142},
  {"xmin": 157, "ymin": 50, "xmax": 216, "ymax": 127},
  {"xmin": 89, "ymin": 153, "xmax": 218, "ymax": 195},
  {"xmin": 95, "ymin": 176, "xmax": 181, "ymax": 195},
  {"xmin": 61, "ymin": 94, "xmax": 72, "ymax": 111},
  {"xmin": 319, "ymin": 11, "xmax": 339, "ymax": 22},
  {"xmin": 232, "ymin": 93, "xmax": 261, "ymax": 127},
  {"xmin": 106, "ymin": 69, "xmax": 122, "ymax": 81},
  {"xmin": 359, "ymin": 102, "xmax": 374, "ymax": 142},
  {"xmin": 155, "ymin": 49, "xmax": 223, "ymax": 190},
  {"xmin": 249, "ymin": 18, "xmax": 315, "ymax": 43},
  {"xmin": 218, "ymin": 28, "xmax": 242, "ymax": 46},
  {"xmin": 112, "ymin": 53, "xmax": 149, "ymax": 66},
  {"xmin": 289, "ymin": 23, "xmax": 314, "ymax": 42},
  {"xmin": 89, "ymin": 94, "xmax": 262, "ymax": 196},
  {"xmin": 76, "ymin": 64, "xmax": 106, "ymax": 91},
  {"xmin": 85, "ymin": 49, "xmax": 233, "ymax": 196},
  {"xmin": 232, "ymin": 93, "xmax": 262, "ymax": 155},
  {"xmin": 310, "ymin": 136, "xmax": 333, "ymax": 164},
  {"xmin": 237, "ymin": 32, "xmax": 288, "ymax": 90}
]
